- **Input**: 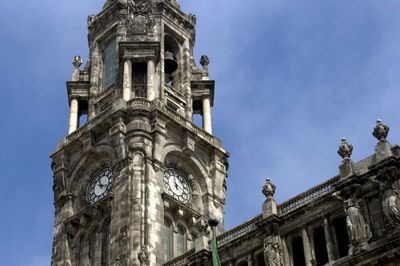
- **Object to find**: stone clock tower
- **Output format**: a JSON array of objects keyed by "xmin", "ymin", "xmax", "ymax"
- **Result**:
[{"xmin": 50, "ymin": 1, "xmax": 229, "ymax": 265}]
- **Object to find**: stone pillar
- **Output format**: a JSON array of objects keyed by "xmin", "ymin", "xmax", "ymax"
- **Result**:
[
  {"xmin": 281, "ymin": 237, "xmax": 291, "ymax": 266},
  {"xmin": 68, "ymin": 98, "xmax": 79, "ymax": 134},
  {"xmin": 302, "ymin": 227, "xmax": 313, "ymax": 266},
  {"xmin": 247, "ymin": 253, "xmax": 254, "ymax": 266},
  {"xmin": 323, "ymin": 217, "xmax": 337, "ymax": 261},
  {"xmin": 147, "ymin": 59, "xmax": 156, "ymax": 101},
  {"xmin": 202, "ymin": 97, "xmax": 212, "ymax": 134},
  {"xmin": 123, "ymin": 59, "xmax": 132, "ymax": 101}
]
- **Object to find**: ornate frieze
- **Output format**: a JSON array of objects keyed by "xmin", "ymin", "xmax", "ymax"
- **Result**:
[{"xmin": 118, "ymin": 0, "xmax": 155, "ymax": 35}]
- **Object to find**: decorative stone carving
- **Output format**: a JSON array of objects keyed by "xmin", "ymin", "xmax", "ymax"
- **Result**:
[
  {"xmin": 338, "ymin": 138, "xmax": 353, "ymax": 160},
  {"xmin": 200, "ymin": 55, "xmax": 210, "ymax": 69},
  {"xmin": 137, "ymin": 245, "xmax": 148, "ymax": 265},
  {"xmin": 196, "ymin": 217, "xmax": 209, "ymax": 235},
  {"xmin": 373, "ymin": 119, "xmax": 389, "ymax": 141},
  {"xmin": 119, "ymin": 0, "xmax": 155, "ymax": 34},
  {"xmin": 264, "ymin": 223, "xmax": 283, "ymax": 266},
  {"xmin": 262, "ymin": 178, "xmax": 276, "ymax": 199},
  {"xmin": 333, "ymin": 185, "xmax": 372, "ymax": 255},
  {"xmin": 377, "ymin": 166, "xmax": 400, "ymax": 228},
  {"xmin": 72, "ymin": 55, "xmax": 82, "ymax": 68}
]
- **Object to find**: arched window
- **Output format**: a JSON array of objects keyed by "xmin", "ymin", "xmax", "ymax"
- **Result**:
[
  {"xmin": 163, "ymin": 219, "xmax": 172, "ymax": 262},
  {"xmin": 103, "ymin": 38, "xmax": 117, "ymax": 90},
  {"xmin": 176, "ymin": 226, "xmax": 185, "ymax": 256},
  {"xmin": 77, "ymin": 234, "xmax": 89, "ymax": 266},
  {"xmin": 102, "ymin": 220, "xmax": 111, "ymax": 266}
]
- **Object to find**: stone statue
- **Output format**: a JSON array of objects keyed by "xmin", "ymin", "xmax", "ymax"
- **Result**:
[
  {"xmin": 334, "ymin": 186, "xmax": 372, "ymax": 254},
  {"xmin": 377, "ymin": 166, "xmax": 400, "ymax": 227},
  {"xmin": 264, "ymin": 223, "xmax": 283, "ymax": 266}
]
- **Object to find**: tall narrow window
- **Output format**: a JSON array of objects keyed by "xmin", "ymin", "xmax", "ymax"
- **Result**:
[
  {"xmin": 163, "ymin": 220, "xmax": 171, "ymax": 262},
  {"xmin": 102, "ymin": 220, "xmax": 111, "ymax": 266},
  {"xmin": 333, "ymin": 216, "xmax": 350, "ymax": 258},
  {"xmin": 77, "ymin": 234, "xmax": 89, "ymax": 266},
  {"xmin": 313, "ymin": 227, "xmax": 329, "ymax": 266},
  {"xmin": 90, "ymin": 227, "xmax": 101, "ymax": 266},
  {"xmin": 292, "ymin": 236, "xmax": 306, "ymax": 266},
  {"xmin": 132, "ymin": 62, "xmax": 147, "ymax": 98},
  {"xmin": 176, "ymin": 226, "xmax": 185, "ymax": 256},
  {"xmin": 103, "ymin": 38, "xmax": 117, "ymax": 90}
]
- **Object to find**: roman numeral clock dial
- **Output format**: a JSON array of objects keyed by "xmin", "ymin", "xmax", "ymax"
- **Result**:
[
  {"xmin": 87, "ymin": 168, "xmax": 113, "ymax": 203},
  {"xmin": 163, "ymin": 168, "xmax": 191, "ymax": 203}
]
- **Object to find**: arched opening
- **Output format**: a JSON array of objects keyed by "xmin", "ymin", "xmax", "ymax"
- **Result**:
[
  {"xmin": 313, "ymin": 227, "xmax": 329, "ymax": 266},
  {"xmin": 163, "ymin": 34, "xmax": 181, "ymax": 89},
  {"xmin": 163, "ymin": 219, "xmax": 172, "ymax": 262},
  {"xmin": 292, "ymin": 236, "xmax": 306, "ymax": 266},
  {"xmin": 333, "ymin": 216, "xmax": 350, "ymax": 258},
  {"xmin": 238, "ymin": 261, "xmax": 247, "ymax": 266},
  {"xmin": 256, "ymin": 252, "xmax": 266, "ymax": 266}
]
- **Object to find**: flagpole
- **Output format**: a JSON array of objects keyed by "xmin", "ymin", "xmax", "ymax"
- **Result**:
[{"xmin": 209, "ymin": 218, "xmax": 221, "ymax": 266}]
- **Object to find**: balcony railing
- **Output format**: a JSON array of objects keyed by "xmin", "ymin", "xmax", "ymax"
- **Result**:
[
  {"xmin": 216, "ymin": 215, "xmax": 262, "ymax": 246},
  {"xmin": 162, "ymin": 249, "xmax": 196, "ymax": 266},
  {"xmin": 279, "ymin": 176, "xmax": 340, "ymax": 215}
]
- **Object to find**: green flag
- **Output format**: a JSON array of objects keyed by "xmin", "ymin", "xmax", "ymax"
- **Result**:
[{"xmin": 211, "ymin": 227, "xmax": 221, "ymax": 266}]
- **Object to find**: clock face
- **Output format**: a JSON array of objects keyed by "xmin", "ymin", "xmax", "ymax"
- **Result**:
[
  {"xmin": 163, "ymin": 168, "xmax": 191, "ymax": 203},
  {"xmin": 87, "ymin": 168, "xmax": 113, "ymax": 203}
]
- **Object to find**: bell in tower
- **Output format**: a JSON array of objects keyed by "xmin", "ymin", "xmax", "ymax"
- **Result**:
[{"xmin": 50, "ymin": 1, "xmax": 228, "ymax": 265}]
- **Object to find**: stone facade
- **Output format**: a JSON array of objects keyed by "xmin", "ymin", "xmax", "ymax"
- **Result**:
[{"xmin": 51, "ymin": 1, "xmax": 400, "ymax": 266}]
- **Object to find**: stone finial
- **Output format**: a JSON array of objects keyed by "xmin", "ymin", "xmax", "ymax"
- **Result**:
[
  {"xmin": 137, "ymin": 245, "xmax": 148, "ymax": 266},
  {"xmin": 373, "ymin": 119, "xmax": 389, "ymax": 141},
  {"xmin": 262, "ymin": 178, "xmax": 276, "ymax": 199},
  {"xmin": 338, "ymin": 138, "xmax": 353, "ymax": 160},
  {"xmin": 72, "ymin": 55, "xmax": 82, "ymax": 69},
  {"xmin": 200, "ymin": 55, "xmax": 210, "ymax": 69}
]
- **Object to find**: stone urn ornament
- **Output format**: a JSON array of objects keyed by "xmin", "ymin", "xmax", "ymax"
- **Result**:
[
  {"xmin": 338, "ymin": 138, "xmax": 353, "ymax": 160},
  {"xmin": 373, "ymin": 119, "xmax": 389, "ymax": 141},
  {"xmin": 262, "ymin": 178, "xmax": 276, "ymax": 200}
]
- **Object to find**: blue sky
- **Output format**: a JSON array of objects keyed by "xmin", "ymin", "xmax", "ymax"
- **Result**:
[{"xmin": 2, "ymin": 0, "xmax": 400, "ymax": 265}]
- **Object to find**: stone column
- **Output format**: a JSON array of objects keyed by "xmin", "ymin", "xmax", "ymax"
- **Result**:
[
  {"xmin": 202, "ymin": 97, "xmax": 212, "ymax": 134},
  {"xmin": 123, "ymin": 59, "xmax": 132, "ymax": 101},
  {"xmin": 147, "ymin": 59, "xmax": 156, "ymax": 101},
  {"xmin": 302, "ymin": 227, "xmax": 313, "ymax": 266},
  {"xmin": 68, "ymin": 98, "xmax": 79, "ymax": 134},
  {"xmin": 323, "ymin": 217, "xmax": 337, "ymax": 261},
  {"xmin": 248, "ymin": 253, "xmax": 254, "ymax": 266},
  {"xmin": 281, "ymin": 237, "xmax": 291, "ymax": 266}
]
